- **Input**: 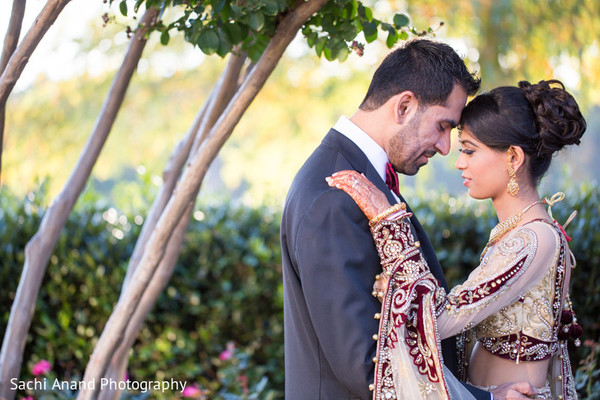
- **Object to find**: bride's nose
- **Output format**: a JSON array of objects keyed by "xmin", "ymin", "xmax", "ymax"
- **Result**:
[{"xmin": 455, "ymin": 152, "xmax": 466, "ymax": 170}]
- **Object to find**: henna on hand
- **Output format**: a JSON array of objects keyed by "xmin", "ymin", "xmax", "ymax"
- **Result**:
[{"xmin": 326, "ymin": 170, "xmax": 392, "ymax": 220}]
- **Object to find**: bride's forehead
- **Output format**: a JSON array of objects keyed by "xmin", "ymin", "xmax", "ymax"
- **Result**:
[{"xmin": 457, "ymin": 127, "xmax": 476, "ymax": 141}]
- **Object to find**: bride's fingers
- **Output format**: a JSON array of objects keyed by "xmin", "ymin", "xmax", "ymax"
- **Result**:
[
  {"xmin": 327, "ymin": 173, "xmax": 364, "ymax": 193},
  {"xmin": 328, "ymin": 171, "xmax": 372, "ymax": 191}
]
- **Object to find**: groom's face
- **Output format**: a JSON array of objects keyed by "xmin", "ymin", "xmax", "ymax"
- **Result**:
[{"xmin": 388, "ymin": 84, "xmax": 467, "ymax": 176}]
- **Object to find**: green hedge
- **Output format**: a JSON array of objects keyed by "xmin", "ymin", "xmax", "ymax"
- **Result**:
[{"xmin": 1, "ymin": 182, "xmax": 598, "ymax": 399}]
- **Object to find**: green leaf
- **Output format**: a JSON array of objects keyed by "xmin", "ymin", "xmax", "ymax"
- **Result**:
[
  {"xmin": 339, "ymin": 22, "xmax": 358, "ymax": 41},
  {"xmin": 362, "ymin": 20, "xmax": 377, "ymax": 43},
  {"xmin": 315, "ymin": 36, "xmax": 327, "ymax": 56},
  {"xmin": 223, "ymin": 22, "xmax": 247, "ymax": 44},
  {"xmin": 216, "ymin": 28, "xmax": 233, "ymax": 57},
  {"xmin": 212, "ymin": 0, "xmax": 227, "ymax": 14},
  {"xmin": 230, "ymin": 2, "xmax": 243, "ymax": 17},
  {"xmin": 275, "ymin": 0, "xmax": 289, "ymax": 12},
  {"xmin": 305, "ymin": 31, "xmax": 317, "ymax": 47},
  {"xmin": 393, "ymin": 13, "xmax": 410, "ymax": 28},
  {"xmin": 248, "ymin": 12, "xmax": 265, "ymax": 31},
  {"xmin": 386, "ymin": 30, "xmax": 398, "ymax": 48},
  {"xmin": 399, "ymin": 30, "xmax": 409, "ymax": 40},
  {"xmin": 357, "ymin": 4, "xmax": 374, "ymax": 21},
  {"xmin": 337, "ymin": 48, "xmax": 349, "ymax": 62},
  {"xmin": 134, "ymin": 0, "xmax": 144, "ymax": 13},
  {"xmin": 119, "ymin": 0, "xmax": 128, "ymax": 16},
  {"xmin": 197, "ymin": 29, "xmax": 220, "ymax": 54},
  {"xmin": 323, "ymin": 46, "xmax": 334, "ymax": 61},
  {"xmin": 262, "ymin": 0, "xmax": 279, "ymax": 15},
  {"xmin": 160, "ymin": 30, "xmax": 170, "ymax": 46},
  {"xmin": 340, "ymin": 1, "xmax": 351, "ymax": 19},
  {"xmin": 247, "ymin": 34, "xmax": 269, "ymax": 61}
]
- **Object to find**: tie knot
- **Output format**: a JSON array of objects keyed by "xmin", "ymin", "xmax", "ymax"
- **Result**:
[{"xmin": 385, "ymin": 162, "xmax": 400, "ymax": 197}]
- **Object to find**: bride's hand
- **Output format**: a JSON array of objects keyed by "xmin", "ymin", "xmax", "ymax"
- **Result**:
[{"xmin": 326, "ymin": 170, "xmax": 392, "ymax": 220}]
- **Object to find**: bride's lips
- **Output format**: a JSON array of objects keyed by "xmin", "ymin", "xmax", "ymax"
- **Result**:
[{"xmin": 461, "ymin": 175, "xmax": 471, "ymax": 186}]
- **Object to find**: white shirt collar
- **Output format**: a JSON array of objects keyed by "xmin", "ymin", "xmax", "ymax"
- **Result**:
[{"xmin": 333, "ymin": 115, "xmax": 388, "ymax": 183}]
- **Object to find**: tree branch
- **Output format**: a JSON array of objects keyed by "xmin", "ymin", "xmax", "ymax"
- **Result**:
[
  {"xmin": 0, "ymin": 0, "xmax": 71, "ymax": 105},
  {"xmin": 0, "ymin": 8, "xmax": 159, "ymax": 400},
  {"xmin": 77, "ymin": 1, "xmax": 328, "ymax": 397},
  {"xmin": 0, "ymin": 0, "xmax": 26, "ymax": 187}
]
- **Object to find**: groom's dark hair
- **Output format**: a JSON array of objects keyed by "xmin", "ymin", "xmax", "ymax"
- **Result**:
[{"xmin": 360, "ymin": 38, "xmax": 480, "ymax": 110}]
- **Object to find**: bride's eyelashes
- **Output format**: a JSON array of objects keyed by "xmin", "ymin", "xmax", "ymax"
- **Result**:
[{"xmin": 458, "ymin": 148, "xmax": 474, "ymax": 155}]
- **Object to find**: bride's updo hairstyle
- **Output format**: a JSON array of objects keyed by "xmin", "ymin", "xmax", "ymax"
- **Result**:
[{"xmin": 459, "ymin": 79, "xmax": 586, "ymax": 186}]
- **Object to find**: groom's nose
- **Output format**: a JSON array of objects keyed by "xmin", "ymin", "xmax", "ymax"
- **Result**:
[{"xmin": 435, "ymin": 131, "xmax": 451, "ymax": 156}]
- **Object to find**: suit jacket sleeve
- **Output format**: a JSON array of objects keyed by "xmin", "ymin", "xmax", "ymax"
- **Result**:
[{"xmin": 293, "ymin": 187, "xmax": 381, "ymax": 397}]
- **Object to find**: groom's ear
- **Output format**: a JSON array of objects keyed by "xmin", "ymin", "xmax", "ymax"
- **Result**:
[{"xmin": 393, "ymin": 91, "xmax": 418, "ymax": 124}]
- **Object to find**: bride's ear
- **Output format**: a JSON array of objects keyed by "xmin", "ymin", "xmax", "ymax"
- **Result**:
[
  {"xmin": 508, "ymin": 146, "xmax": 526, "ymax": 173},
  {"xmin": 393, "ymin": 91, "xmax": 418, "ymax": 124}
]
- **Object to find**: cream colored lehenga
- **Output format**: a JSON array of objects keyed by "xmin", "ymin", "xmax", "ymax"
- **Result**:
[{"xmin": 370, "ymin": 207, "xmax": 579, "ymax": 400}]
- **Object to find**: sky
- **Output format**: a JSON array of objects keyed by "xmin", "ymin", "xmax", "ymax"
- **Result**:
[{"xmin": 0, "ymin": 1, "xmax": 111, "ymax": 90}]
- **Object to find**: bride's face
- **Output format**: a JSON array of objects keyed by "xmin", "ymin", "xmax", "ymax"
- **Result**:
[{"xmin": 455, "ymin": 128, "xmax": 509, "ymax": 200}]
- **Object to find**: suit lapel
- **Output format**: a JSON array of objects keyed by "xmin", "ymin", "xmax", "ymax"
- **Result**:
[
  {"xmin": 323, "ymin": 129, "xmax": 396, "ymax": 205},
  {"xmin": 323, "ymin": 129, "xmax": 450, "ymax": 291}
]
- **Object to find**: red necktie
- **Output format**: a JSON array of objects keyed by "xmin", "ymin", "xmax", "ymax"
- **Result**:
[{"xmin": 385, "ymin": 162, "xmax": 400, "ymax": 197}]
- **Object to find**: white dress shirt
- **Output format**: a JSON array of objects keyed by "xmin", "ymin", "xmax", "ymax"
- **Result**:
[{"xmin": 333, "ymin": 116, "xmax": 400, "ymax": 202}]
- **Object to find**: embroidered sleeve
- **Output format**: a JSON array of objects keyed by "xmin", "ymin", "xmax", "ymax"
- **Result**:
[
  {"xmin": 371, "ymin": 217, "xmax": 439, "ymax": 291},
  {"xmin": 370, "ymin": 217, "xmax": 451, "ymax": 399}
]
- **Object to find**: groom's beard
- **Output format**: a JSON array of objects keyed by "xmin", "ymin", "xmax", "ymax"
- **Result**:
[{"xmin": 387, "ymin": 112, "xmax": 434, "ymax": 176}]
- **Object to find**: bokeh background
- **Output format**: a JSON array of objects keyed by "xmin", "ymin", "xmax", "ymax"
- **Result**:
[
  {"xmin": 1, "ymin": 0, "xmax": 598, "ymax": 208},
  {"xmin": 1, "ymin": 1, "xmax": 599, "ymax": 399}
]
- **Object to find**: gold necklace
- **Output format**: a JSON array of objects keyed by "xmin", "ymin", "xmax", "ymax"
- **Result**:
[{"xmin": 481, "ymin": 199, "xmax": 545, "ymax": 259}]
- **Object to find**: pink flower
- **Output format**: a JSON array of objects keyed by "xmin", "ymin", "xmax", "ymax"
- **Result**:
[
  {"xmin": 21, "ymin": 397, "xmax": 34, "ymax": 400},
  {"xmin": 182, "ymin": 384, "xmax": 203, "ymax": 398},
  {"xmin": 31, "ymin": 360, "xmax": 51, "ymax": 376},
  {"xmin": 238, "ymin": 375, "xmax": 249, "ymax": 395},
  {"xmin": 219, "ymin": 342, "xmax": 236, "ymax": 361}
]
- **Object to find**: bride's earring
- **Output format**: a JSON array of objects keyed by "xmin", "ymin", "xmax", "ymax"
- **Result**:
[{"xmin": 507, "ymin": 151, "xmax": 519, "ymax": 197}]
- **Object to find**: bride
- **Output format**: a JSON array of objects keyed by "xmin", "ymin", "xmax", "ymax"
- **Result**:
[{"xmin": 327, "ymin": 79, "xmax": 586, "ymax": 399}]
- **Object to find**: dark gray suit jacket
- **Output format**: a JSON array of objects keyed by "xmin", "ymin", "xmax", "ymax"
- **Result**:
[{"xmin": 281, "ymin": 129, "xmax": 489, "ymax": 399}]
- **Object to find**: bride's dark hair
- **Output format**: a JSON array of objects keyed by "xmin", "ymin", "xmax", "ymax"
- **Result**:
[{"xmin": 459, "ymin": 79, "xmax": 586, "ymax": 186}]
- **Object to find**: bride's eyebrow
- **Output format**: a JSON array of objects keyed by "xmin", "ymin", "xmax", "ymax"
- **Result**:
[{"xmin": 459, "ymin": 139, "xmax": 480, "ymax": 147}]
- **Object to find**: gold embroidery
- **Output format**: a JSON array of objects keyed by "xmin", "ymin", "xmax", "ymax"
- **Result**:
[{"xmin": 475, "ymin": 224, "xmax": 563, "ymax": 361}]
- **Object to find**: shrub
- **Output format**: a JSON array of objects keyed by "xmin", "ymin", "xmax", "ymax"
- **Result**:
[{"xmin": 1, "ymin": 181, "xmax": 598, "ymax": 398}]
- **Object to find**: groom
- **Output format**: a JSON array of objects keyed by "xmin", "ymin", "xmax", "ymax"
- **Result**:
[{"xmin": 281, "ymin": 39, "xmax": 536, "ymax": 399}]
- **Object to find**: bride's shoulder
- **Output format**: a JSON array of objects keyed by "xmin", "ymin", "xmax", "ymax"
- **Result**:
[{"xmin": 506, "ymin": 219, "xmax": 562, "ymax": 257}]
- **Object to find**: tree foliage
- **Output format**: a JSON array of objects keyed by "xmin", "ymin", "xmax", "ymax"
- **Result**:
[{"xmin": 110, "ymin": 0, "xmax": 421, "ymax": 62}]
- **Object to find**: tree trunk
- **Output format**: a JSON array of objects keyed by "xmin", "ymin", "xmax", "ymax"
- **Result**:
[
  {"xmin": 0, "ymin": 0, "xmax": 71, "ymax": 105},
  {"xmin": 122, "ymin": 49, "xmax": 246, "ymax": 290},
  {"xmin": 77, "ymin": 1, "xmax": 329, "ymax": 398},
  {"xmin": 0, "ymin": 0, "xmax": 27, "ymax": 186},
  {"xmin": 0, "ymin": 8, "xmax": 159, "ymax": 400},
  {"xmin": 99, "ymin": 51, "xmax": 246, "ymax": 400},
  {"xmin": 97, "ymin": 201, "xmax": 195, "ymax": 400}
]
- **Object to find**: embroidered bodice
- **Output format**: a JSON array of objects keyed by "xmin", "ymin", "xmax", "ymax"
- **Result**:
[
  {"xmin": 434, "ymin": 220, "xmax": 568, "ymax": 347},
  {"xmin": 369, "ymin": 214, "xmax": 577, "ymax": 400},
  {"xmin": 473, "ymin": 220, "xmax": 567, "ymax": 361}
]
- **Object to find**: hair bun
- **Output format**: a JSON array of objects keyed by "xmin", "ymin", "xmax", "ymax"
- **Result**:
[{"xmin": 518, "ymin": 79, "xmax": 586, "ymax": 158}]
